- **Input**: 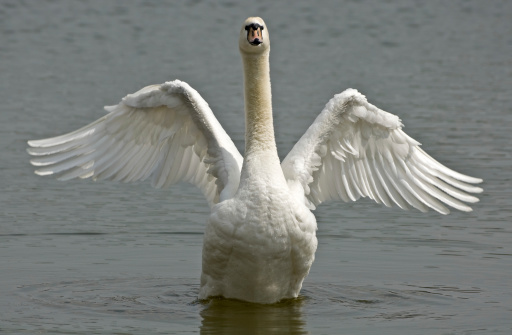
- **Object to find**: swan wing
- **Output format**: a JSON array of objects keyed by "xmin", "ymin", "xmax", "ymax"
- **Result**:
[
  {"xmin": 28, "ymin": 80, "xmax": 243, "ymax": 206},
  {"xmin": 282, "ymin": 89, "xmax": 483, "ymax": 214}
]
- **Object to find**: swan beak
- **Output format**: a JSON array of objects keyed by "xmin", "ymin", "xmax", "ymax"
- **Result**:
[{"xmin": 245, "ymin": 23, "xmax": 264, "ymax": 46}]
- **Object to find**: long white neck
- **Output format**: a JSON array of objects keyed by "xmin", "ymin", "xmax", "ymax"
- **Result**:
[
  {"xmin": 238, "ymin": 49, "xmax": 284, "ymax": 186},
  {"xmin": 241, "ymin": 51, "xmax": 276, "ymax": 156}
]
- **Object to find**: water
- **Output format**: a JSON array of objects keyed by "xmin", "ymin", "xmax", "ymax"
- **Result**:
[{"xmin": 1, "ymin": 0, "xmax": 511, "ymax": 333}]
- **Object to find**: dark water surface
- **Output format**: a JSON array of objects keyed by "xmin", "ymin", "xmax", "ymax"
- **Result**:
[{"xmin": 1, "ymin": 0, "xmax": 511, "ymax": 334}]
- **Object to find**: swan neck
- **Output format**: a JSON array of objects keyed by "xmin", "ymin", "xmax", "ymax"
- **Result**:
[{"xmin": 242, "ymin": 51, "xmax": 276, "ymax": 155}]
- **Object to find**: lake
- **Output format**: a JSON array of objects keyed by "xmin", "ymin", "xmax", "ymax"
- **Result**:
[{"xmin": 1, "ymin": 0, "xmax": 511, "ymax": 334}]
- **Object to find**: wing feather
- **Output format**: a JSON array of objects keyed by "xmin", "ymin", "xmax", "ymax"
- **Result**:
[
  {"xmin": 282, "ymin": 88, "xmax": 482, "ymax": 214},
  {"xmin": 28, "ymin": 80, "xmax": 243, "ymax": 206}
]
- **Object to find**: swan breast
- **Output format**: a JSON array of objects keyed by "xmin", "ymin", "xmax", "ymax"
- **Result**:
[{"xmin": 199, "ymin": 181, "xmax": 317, "ymax": 302}]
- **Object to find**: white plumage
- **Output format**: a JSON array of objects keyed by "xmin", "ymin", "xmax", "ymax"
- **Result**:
[
  {"xmin": 282, "ymin": 88, "xmax": 482, "ymax": 214},
  {"xmin": 28, "ymin": 80, "xmax": 243, "ymax": 206},
  {"xmin": 27, "ymin": 17, "xmax": 482, "ymax": 304}
]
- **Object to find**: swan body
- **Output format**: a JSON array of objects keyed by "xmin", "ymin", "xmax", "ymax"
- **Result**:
[{"xmin": 27, "ymin": 17, "xmax": 482, "ymax": 304}]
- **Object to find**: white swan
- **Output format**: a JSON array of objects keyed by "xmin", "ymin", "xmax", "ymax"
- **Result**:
[{"xmin": 27, "ymin": 17, "xmax": 482, "ymax": 304}]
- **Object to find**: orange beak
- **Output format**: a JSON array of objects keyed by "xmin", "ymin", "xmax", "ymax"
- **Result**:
[{"xmin": 247, "ymin": 26, "xmax": 263, "ymax": 45}]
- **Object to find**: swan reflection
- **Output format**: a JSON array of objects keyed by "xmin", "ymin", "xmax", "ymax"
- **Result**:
[{"xmin": 200, "ymin": 297, "xmax": 307, "ymax": 335}]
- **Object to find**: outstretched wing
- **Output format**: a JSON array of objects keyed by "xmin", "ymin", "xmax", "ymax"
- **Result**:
[
  {"xmin": 28, "ymin": 80, "xmax": 243, "ymax": 206},
  {"xmin": 282, "ymin": 89, "xmax": 483, "ymax": 214}
]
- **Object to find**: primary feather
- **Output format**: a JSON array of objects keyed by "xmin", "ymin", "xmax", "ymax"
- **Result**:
[
  {"xmin": 28, "ymin": 80, "xmax": 243, "ymax": 206},
  {"xmin": 281, "ymin": 89, "xmax": 482, "ymax": 214}
]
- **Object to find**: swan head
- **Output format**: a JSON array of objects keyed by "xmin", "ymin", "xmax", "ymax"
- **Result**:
[{"xmin": 239, "ymin": 17, "xmax": 270, "ymax": 54}]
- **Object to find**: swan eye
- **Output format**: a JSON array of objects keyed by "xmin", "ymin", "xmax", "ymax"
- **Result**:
[{"xmin": 244, "ymin": 24, "xmax": 264, "ymax": 31}]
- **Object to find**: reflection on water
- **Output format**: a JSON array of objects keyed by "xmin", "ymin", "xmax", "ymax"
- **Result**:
[
  {"xmin": 14, "ymin": 276, "xmax": 485, "ymax": 334},
  {"xmin": 200, "ymin": 297, "xmax": 307, "ymax": 335}
]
